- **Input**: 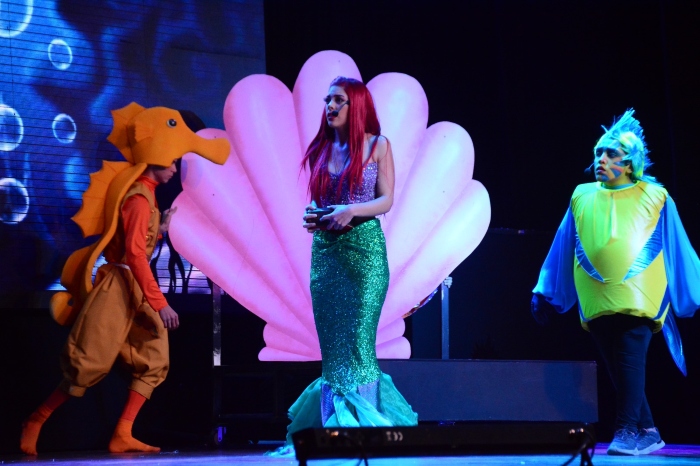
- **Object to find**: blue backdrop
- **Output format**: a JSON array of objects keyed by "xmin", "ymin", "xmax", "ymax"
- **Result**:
[{"xmin": 0, "ymin": 0, "xmax": 265, "ymax": 300}]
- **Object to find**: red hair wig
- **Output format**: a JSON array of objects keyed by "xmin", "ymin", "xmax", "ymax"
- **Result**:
[{"xmin": 301, "ymin": 77, "xmax": 381, "ymax": 204}]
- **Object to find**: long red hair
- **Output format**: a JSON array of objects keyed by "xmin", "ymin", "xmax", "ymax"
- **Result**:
[{"xmin": 301, "ymin": 77, "xmax": 381, "ymax": 204}]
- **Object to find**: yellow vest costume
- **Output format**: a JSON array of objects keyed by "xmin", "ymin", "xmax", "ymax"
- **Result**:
[
  {"xmin": 534, "ymin": 181, "xmax": 700, "ymax": 374},
  {"xmin": 572, "ymin": 182, "xmax": 668, "ymax": 330}
]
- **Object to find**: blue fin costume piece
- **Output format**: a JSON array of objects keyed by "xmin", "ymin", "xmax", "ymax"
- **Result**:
[{"xmin": 534, "ymin": 196, "xmax": 700, "ymax": 375}]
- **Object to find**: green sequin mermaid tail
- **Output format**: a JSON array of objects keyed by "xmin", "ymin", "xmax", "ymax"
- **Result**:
[{"xmin": 270, "ymin": 220, "xmax": 418, "ymax": 453}]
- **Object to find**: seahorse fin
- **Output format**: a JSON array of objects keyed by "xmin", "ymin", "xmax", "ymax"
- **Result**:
[
  {"xmin": 107, "ymin": 102, "xmax": 145, "ymax": 163},
  {"xmin": 53, "ymin": 163, "xmax": 148, "ymax": 325},
  {"xmin": 71, "ymin": 160, "xmax": 132, "ymax": 238},
  {"xmin": 131, "ymin": 117, "xmax": 156, "ymax": 143},
  {"xmin": 50, "ymin": 243, "xmax": 97, "ymax": 326}
]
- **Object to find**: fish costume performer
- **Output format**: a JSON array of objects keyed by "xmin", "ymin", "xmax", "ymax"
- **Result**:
[
  {"xmin": 532, "ymin": 109, "xmax": 700, "ymax": 456},
  {"xmin": 20, "ymin": 103, "xmax": 229, "ymax": 455}
]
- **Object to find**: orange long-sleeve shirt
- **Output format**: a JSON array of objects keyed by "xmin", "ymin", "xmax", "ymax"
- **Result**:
[{"xmin": 120, "ymin": 177, "xmax": 168, "ymax": 311}]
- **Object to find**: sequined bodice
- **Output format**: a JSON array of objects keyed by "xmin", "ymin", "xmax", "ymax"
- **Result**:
[{"xmin": 319, "ymin": 162, "xmax": 378, "ymax": 207}]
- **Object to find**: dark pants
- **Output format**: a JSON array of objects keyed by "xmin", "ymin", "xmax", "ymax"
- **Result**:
[{"xmin": 588, "ymin": 313, "xmax": 655, "ymax": 431}]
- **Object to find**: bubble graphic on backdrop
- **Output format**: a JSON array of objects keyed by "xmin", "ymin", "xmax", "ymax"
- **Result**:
[
  {"xmin": 48, "ymin": 39, "xmax": 73, "ymax": 70},
  {"xmin": 0, "ymin": 178, "xmax": 30, "ymax": 224},
  {"xmin": 0, "ymin": 104, "xmax": 24, "ymax": 152},
  {"xmin": 52, "ymin": 113, "xmax": 77, "ymax": 143},
  {"xmin": 0, "ymin": 0, "xmax": 34, "ymax": 38}
]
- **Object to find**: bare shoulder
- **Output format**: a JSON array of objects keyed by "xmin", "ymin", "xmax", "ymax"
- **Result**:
[{"xmin": 367, "ymin": 134, "xmax": 390, "ymax": 162}]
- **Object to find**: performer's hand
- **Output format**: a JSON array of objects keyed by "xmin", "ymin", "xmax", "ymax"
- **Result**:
[
  {"xmin": 159, "ymin": 304, "xmax": 180, "ymax": 330},
  {"xmin": 324, "ymin": 204, "xmax": 354, "ymax": 230},
  {"xmin": 160, "ymin": 206, "xmax": 178, "ymax": 235},
  {"xmin": 531, "ymin": 294, "xmax": 556, "ymax": 326},
  {"xmin": 303, "ymin": 203, "xmax": 319, "ymax": 233}
]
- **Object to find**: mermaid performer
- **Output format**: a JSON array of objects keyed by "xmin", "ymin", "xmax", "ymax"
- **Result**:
[{"xmin": 270, "ymin": 77, "xmax": 418, "ymax": 455}]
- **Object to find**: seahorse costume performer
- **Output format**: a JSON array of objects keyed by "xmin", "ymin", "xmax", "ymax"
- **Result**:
[
  {"xmin": 273, "ymin": 161, "xmax": 417, "ymax": 455},
  {"xmin": 533, "ymin": 109, "xmax": 700, "ymax": 454},
  {"xmin": 20, "ymin": 103, "xmax": 229, "ymax": 455}
]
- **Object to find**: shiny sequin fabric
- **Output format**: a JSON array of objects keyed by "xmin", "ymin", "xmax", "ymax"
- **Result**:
[
  {"xmin": 312, "ymin": 219, "xmax": 387, "ymax": 394},
  {"xmin": 297, "ymin": 219, "xmax": 417, "ymax": 435},
  {"xmin": 314, "ymin": 161, "xmax": 386, "ymax": 396},
  {"xmin": 269, "ymin": 161, "xmax": 417, "ymax": 452},
  {"xmin": 319, "ymin": 162, "xmax": 378, "ymax": 207}
]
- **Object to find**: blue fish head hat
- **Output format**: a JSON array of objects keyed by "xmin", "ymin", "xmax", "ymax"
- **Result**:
[{"xmin": 594, "ymin": 108, "xmax": 659, "ymax": 185}]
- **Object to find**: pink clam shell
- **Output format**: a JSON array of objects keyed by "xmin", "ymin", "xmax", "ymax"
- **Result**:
[{"xmin": 170, "ymin": 51, "xmax": 490, "ymax": 361}]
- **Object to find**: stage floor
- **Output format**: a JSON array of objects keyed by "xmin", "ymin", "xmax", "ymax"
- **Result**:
[{"xmin": 2, "ymin": 443, "xmax": 700, "ymax": 465}]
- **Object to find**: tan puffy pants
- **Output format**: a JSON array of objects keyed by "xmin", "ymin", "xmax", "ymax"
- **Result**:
[{"xmin": 59, "ymin": 264, "xmax": 169, "ymax": 399}]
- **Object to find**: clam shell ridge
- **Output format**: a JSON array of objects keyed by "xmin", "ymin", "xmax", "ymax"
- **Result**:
[{"xmin": 170, "ymin": 51, "xmax": 491, "ymax": 361}]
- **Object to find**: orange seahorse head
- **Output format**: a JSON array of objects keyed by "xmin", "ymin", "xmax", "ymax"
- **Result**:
[{"xmin": 107, "ymin": 102, "xmax": 228, "ymax": 167}]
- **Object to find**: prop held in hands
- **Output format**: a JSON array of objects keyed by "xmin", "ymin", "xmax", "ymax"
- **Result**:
[
  {"xmin": 306, "ymin": 207, "xmax": 335, "ymax": 230},
  {"xmin": 307, "ymin": 207, "xmax": 375, "ymax": 232}
]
